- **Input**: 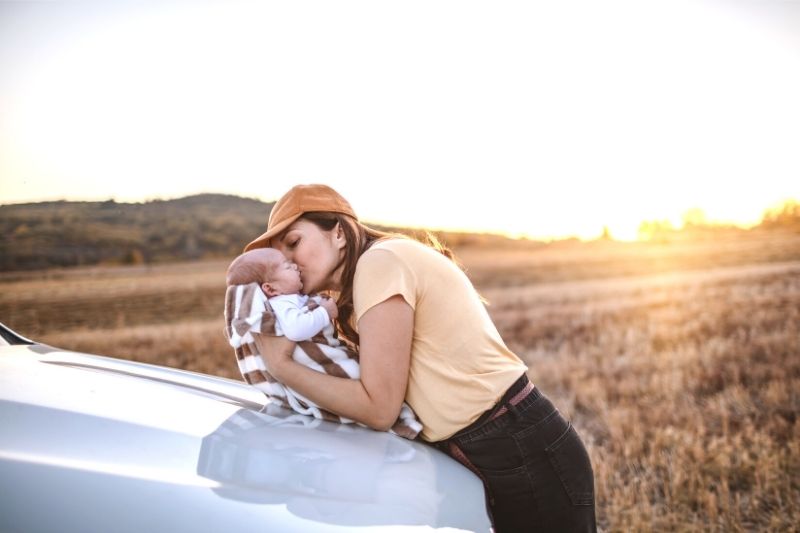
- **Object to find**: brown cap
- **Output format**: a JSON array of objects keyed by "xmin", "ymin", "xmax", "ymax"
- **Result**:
[{"xmin": 244, "ymin": 184, "xmax": 357, "ymax": 251}]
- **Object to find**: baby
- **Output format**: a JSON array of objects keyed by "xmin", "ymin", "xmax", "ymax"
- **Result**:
[
  {"xmin": 226, "ymin": 248, "xmax": 338, "ymax": 342},
  {"xmin": 224, "ymin": 248, "xmax": 423, "ymax": 439}
]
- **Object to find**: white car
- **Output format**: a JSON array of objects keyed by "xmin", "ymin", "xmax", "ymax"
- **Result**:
[{"xmin": 0, "ymin": 323, "xmax": 491, "ymax": 533}]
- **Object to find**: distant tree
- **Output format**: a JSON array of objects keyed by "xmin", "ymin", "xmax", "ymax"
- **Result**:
[
  {"xmin": 760, "ymin": 199, "xmax": 800, "ymax": 229},
  {"xmin": 638, "ymin": 219, "xmax": 675, "ymax": 242},
  {"xmin": 681, "ymin": 208, "xmax": 707, "ymax": 229}
]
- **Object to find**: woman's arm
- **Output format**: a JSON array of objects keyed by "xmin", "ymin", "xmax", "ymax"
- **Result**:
[{"xmin": 254, "ymin": 295, "xmax": 413, "ymax": 431}]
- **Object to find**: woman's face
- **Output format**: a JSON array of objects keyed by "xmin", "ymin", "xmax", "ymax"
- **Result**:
[{"xmin": 272, "ymin": 219, "xmax": 346, "ymax": 294}]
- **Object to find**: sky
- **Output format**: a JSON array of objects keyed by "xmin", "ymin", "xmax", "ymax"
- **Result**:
[{"xmin": 1, "ymin": 0, "xmax": 798, "ymax": 241}]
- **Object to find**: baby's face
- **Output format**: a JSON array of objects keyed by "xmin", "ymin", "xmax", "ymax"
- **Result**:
[{"xmin": 265, "ymin": 255, "xmax": 303, "ymax": 296}]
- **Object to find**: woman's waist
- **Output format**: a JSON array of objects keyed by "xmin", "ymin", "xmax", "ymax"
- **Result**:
[
  {"xmin": 444, "ymin": 373, "xmax": 537, "ymax": 440},
  {"xmin": 408, "ymin": 368, "xmax": 529, "ymax": 442}
]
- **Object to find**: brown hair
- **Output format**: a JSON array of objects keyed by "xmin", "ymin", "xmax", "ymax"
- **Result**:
[{"xmin": 298, "ymin": 212, "xmax": 459, "ymax": 347}]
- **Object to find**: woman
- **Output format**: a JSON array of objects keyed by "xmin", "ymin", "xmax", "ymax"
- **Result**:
[{"xmin": 247, "ymin": 184, "xmax": 596, "ymax": 532}]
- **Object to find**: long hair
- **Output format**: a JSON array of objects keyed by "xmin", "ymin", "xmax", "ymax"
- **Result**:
[{"xmin": 298, "ymin": 212, "xmax": 459, "ymax": 347}]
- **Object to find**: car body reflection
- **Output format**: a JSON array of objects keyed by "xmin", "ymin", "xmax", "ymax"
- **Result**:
[{"xmin": 199, "ymin": 403, "xmax": 489, "ymax": 530}]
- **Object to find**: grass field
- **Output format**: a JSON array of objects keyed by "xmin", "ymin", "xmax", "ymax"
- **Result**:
[{"xmin": 3, "ymin": 231, "xmax": 799, "ymax": 531}]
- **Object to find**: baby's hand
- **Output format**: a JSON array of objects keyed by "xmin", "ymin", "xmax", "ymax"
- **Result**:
[{"xmin": 320, "ymin": 297, "xmax": 338, "ymax": 320}]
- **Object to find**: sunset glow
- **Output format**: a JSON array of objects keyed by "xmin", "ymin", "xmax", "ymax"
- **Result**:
[{"xmin": 1, "ymin": 0, "xmax": 798, "ymax": 241}]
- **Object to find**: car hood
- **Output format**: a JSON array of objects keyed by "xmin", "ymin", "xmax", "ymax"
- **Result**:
[{"xmin": 0, "ymin": 344, "xmax": 491, "ymax": 533}]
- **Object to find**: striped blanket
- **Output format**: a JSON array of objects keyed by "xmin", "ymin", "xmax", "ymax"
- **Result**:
[{"xmin": 224, "ymin": 283, "xmax": 422, "ymax": 439}]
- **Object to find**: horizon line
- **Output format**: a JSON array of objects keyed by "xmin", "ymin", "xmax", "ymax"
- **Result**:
[{"xmin": 2, "ymin": 191, "xmax": 797, "ymax": 243}]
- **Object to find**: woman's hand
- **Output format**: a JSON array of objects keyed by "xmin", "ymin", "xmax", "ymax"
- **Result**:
[{"xmin": 252, "ymin": 333, "xmax": 296, "ymax": 379}]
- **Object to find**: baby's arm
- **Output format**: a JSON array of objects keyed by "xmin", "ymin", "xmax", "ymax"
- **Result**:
[{"xmin": 270, "ymin": 296, "xmax": 334, "ymax": 342}]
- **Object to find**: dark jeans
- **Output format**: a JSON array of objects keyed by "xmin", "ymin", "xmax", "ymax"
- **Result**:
[{"xmin": 433, "ymin": 375, "xmax": 597, "ymax": 533}]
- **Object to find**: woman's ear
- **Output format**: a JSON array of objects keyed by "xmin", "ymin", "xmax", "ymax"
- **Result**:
[{"xmin": 333, "ymin": 222, "xmax": 346, "ymax": 249}]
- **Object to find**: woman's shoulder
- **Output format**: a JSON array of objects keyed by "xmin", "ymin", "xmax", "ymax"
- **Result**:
[
  {"xmin": 367, "ymin": 237, "xmax": 430, "ymax": 255},
  {"xmin": 358, "ymin": 237, "xmax": 452, "ymax": 274},
  {"xmin": 357, "ymin": 238, "xmax": 407, "ymax": 269},
  {"xmin": 359, "ymin": 238, "xmax": 439, "ymax": 267},
  {"xmin": 370, "ymin": 237, "xmax": 403, "ymax": 248}
]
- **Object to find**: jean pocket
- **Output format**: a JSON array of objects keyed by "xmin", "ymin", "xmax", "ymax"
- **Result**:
[
  {"xmin": 545, "ymin": 422, "xmax": 594, "ymax": 506},
  {"xmin": 456, "ymin": 429, "xmax": 525, "ymax": 473},
  {"xmin": 480, "ymin": 464, "xmax": 536, "ymax": 526}
]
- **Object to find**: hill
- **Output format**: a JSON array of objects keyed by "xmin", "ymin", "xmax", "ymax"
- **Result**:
[
  {"xmin": 0, "ymin": 194, "xmax": 281, "ymax": 271},
  {"xmin": 0, "ymin": 194, "xmax": 525, "ymax": 272}
]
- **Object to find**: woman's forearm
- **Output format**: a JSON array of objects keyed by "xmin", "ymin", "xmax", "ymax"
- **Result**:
[{"xmin": 271, "ymin": 358, "xmax": 399, "ymax": 430}]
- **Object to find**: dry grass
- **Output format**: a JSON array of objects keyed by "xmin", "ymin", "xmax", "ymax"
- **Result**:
[
  {"xmin": 485, "ymin": 261, "xmax": 800, "ymax": 532},
  {"xmin": 3, "ymin": 232, "xmax": 799, "ymax": 531}
]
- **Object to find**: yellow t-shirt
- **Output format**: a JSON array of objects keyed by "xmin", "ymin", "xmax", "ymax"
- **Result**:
[{"xmin": 353, "ymin": 238, "xmax": 529, "ymax": 442}]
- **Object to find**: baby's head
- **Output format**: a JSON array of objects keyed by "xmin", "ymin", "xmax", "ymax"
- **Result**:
[{"xmin": 226, "ymin": 248, "xmax": 303, "ymax": 297}]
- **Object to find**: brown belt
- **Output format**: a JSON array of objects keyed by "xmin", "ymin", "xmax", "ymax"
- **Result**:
[{"xmin": 487, "ymin": 381, "xmax": 535, "ymax": 422}]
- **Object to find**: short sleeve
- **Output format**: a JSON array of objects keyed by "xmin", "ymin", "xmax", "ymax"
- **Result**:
[{"xmin": 353, "ymin": 247, "xmax": 417, "ymax": 324}]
